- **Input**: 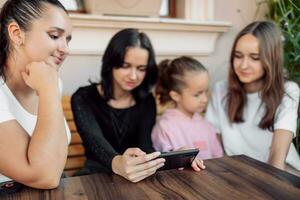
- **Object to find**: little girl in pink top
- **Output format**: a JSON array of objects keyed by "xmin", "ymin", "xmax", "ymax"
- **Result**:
[{"xmin": 152, "ymin": 56, "xmax": 223, "ymax": 171}]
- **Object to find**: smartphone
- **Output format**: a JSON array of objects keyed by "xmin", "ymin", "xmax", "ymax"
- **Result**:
[
  {"xmin": 157, "ymin": 148, "xmax": 199, "ymax": 171},
  {"xmin": 0, "ymin": 181, "xmax": 23, "ymax": 195}
]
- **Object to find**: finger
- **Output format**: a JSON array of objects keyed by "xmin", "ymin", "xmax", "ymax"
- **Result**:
[
  {"xmin": 129, "ymin": 162, "xmax": 164, "ymax": 182},
  {"xmin": 198, "ymin": 159, "xmax": 206, "ymax": 169},
  {"xmin": 127, "ymin": 151, "xmax": 161, "ymax": 165},
  {"xmin": 129, "ymin": 157, "xmax": 165, "ymax": 174},
  {"xmin": 125, "ymin": 148, "xmax": 146, "ymax": 157},
  {"xmin": 194, "ymin": 159, "xmax": 205, "ymax": 171},
  {"xmin": 191, "ymin": 160, "xmax": 201, "ymax": 171}
]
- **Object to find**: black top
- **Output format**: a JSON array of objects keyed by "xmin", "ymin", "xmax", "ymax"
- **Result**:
[{"xmin": 71, "ymin": 84, "xmax": 156, "ymax": 173}]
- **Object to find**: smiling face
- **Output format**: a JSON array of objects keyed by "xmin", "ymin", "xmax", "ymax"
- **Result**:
[
  {"xmin": 233, "ymin": 34, "xmax": 265, "ymax": 92},
  {"xmin": 112, "ymin": 47, "xmax": 149, "ymax": 95},
  {"xmin": 21, "ymin": 4, "xmax": 72, "ymax": 67}
]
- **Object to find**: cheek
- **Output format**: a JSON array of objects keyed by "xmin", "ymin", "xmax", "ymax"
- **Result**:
[
  {"xmin": 186, "ymin": 97, "xmax": 197, "ymax": 107},
  {"xmin": 113, "ymin": 68, "xmax": 127, "ymax": 79},
  {"xmin": 137, "ymin": 71, "xmax": 146, "ymax": 81},
  {"xmin": 233, "ymin": 59, "xmax": 240, "ymax": 71},
  {"xmin": 254, "ymin": 64, "xmax": 265, "ymax": 77},
  {"xmin": 25, "ymin": 40, "xmax": 54, "ymax": 60}
]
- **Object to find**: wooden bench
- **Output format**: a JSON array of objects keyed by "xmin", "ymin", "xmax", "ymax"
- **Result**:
[
  {"xmin": 63, "ymin": 96, "xmax": 86, "ymax": 177},
  {"xmin": 63, "ymin": 95, "xmax": 169, "ymax": 176}
]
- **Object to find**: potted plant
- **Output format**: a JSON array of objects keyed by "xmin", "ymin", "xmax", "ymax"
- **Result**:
[{"xmin": 262, "ymin": 0, "xmax": 300, "ymax": 151}]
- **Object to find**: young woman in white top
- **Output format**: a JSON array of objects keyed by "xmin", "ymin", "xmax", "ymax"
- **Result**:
[
  {"xmin": 206, "ymin": 21, "xmax": 300, "ymax": 171},
  {"xmin": 0, "ymin": 0, "xmax": 72, "ymax": 189}
]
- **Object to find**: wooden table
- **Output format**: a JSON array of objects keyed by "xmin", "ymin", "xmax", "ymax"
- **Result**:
[{"xmin": 3, "ymin": 155, "xmax": 300, "ymax": 199}]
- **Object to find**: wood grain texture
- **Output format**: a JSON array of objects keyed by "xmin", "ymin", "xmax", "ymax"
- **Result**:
[
  {"xmin": 63, "ymin": 96, "xmax": 85, "ymax": 176},
  {"xmin": 3, "ymin": 155, "xmax": 300, "ymax": 200}
]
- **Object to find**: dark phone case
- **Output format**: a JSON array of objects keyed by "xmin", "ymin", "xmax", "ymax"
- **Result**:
[
  {"xmin": 157, "ymin": 149, "xmax": 199, "ymax": 171},
  {"xmin": 0, "ymin": 181, "xmax": 23, "ymax": 196}
]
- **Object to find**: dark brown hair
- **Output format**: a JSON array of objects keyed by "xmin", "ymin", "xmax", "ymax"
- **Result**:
[
  {"xmin": 156, "ymin": 56, "xmax": 207, "ymax": 105},
  {"xmin": 227, "ymin": 21, "xmax": 285, "ymax": 131}
]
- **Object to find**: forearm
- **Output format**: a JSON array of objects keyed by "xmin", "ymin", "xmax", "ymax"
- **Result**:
[
  {"xmin": 268, "ymin": 130, "xmax": 293, "ymax": 170},
  {"xmin": 86, "ymin": 139, "xmax": 119, "ymax": 170},
  {"xmin": 27, "ymin": 88, "xmax": 68, "ymax": 182},
  {"xmin": 268, "ymin": 153, "xmax": 286, "ymax": 170}
]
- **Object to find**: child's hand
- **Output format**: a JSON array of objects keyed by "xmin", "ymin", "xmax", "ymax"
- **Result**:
[{"xmin": 191, "ymin": 158, "xmax": 205, "ymax": 171}]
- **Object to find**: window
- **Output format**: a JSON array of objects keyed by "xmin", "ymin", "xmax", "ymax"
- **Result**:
[{"xmin": 160, "ymin": 0, "xmax": 176, "ymax": 17}]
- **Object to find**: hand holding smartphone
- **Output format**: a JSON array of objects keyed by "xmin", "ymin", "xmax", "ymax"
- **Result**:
[{"xmin": 157, "ymin": 149, "xmax": 199, "ymax": 171}]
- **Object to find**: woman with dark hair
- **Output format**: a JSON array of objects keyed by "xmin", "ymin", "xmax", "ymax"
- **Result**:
[
  {"xmin": 71, "ymin": 28, "xmax": 165, "ymax": 183},
  {"xmin": 0, "ymin": 0, "xmax": 72, "ymax": 190},
  {"xmin": 206, "ymin": 21, "xmax": 300, "ymax": 171}
]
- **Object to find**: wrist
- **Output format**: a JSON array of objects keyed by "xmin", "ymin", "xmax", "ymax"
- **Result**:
[
  {"xmin": 112, "ymin": 155, "xmax": 121, "ymax": 175},
  {"xmin": 37, "ymin": 85, "xmax": 60, "ymax": 97}
]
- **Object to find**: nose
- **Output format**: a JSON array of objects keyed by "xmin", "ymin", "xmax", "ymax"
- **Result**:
[
  {"xmin": 58, "ymin": 39, "xmax": 70, "ymax": 56},
  {"xmin": 240, "ymin": 57, "xmax": 249, "ymax": 70},
  {"xmin": 129, "ymin": 68, "xmax": 138, "ymax": 80},
  {"xmin": 202, "ymin": 93, "xmax": 209, "ymax": 104}
]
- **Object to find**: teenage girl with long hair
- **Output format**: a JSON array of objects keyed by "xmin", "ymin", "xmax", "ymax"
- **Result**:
[{"xmin": 206, "ymin": 21, "xmax": 300, "ymax": 171}]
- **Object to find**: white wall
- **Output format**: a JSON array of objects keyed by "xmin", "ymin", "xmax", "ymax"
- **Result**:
[
  {"xmin": 60, "ymin": 0, "xmax": 267, "ymax": 95},
  {"xmin": 201, "ymin": 0, "xmax": 267, "ymax": 84}
]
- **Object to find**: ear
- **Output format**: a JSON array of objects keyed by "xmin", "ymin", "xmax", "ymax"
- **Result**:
[
  {"xmin": 169, "ymin": 90, "xmax": 181, "ymax": 103},
  {"xmin": 7, "ymin": 22, "xmax": 25, "ymax": 47}
]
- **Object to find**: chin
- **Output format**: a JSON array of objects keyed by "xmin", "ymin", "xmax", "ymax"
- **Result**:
[
  {"xmin": 121, "ymin": 86, "xmax": 135, "ymax": 92},
  {"xmin": 237, "ymin": 77, "xmax": 255, "ymax": 84}
]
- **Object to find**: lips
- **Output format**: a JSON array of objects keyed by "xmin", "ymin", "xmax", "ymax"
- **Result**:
[
  {"xmin": 238, "ymin": 71, "xmax": 252, "ymax": 77},
  {"xmin": 125, "ymin": 81, "xmax": 137, "ymax": 88},
  {"xmin": 54, "ymin": 56, "xmax": 63, "ymax": 65}
]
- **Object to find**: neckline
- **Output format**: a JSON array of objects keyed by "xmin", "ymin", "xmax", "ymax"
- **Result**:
[
  {"xmin": 246, "ymin": 91, "xmax": 259, "ymax": 99},
  {"xmin": 93, "ymin": 84, "xmax": 137, "ymax": 111},
  {"xmin": 165, "ymin": 108, "xmax": 200, "ymax": 121}
]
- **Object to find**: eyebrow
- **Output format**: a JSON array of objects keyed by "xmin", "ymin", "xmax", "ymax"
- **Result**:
[
  {"xmin": 234, "ymin": 51, "xmax": 259, "ymax": 55},
  {"xmin": 124, "ymin": 62, "xmax": 147, "ymax": 67},
  {"xmin": 50, "ymin": 26, "xmax": 72, "ymax": 41}
]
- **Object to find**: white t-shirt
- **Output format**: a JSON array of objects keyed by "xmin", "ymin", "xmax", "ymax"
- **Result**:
[
  {"xmin": 0, "ymin": 78, "xmax": 71, "ymax": 183},
  {"xmin": 205, "ymin": 80, "xmax": 300, "ymax": 170}
]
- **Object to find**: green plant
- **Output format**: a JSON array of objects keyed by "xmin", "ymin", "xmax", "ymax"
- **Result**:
[{"xmin": 260, "ymin": 0, "xmax": 300, "ymax": 151}]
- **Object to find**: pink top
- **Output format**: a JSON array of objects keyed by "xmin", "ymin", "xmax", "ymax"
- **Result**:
[{"xmin": 152, "ymin": 109, "xmax": 223, "ymax": 160}]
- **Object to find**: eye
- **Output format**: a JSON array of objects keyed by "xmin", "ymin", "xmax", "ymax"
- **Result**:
[
  {"xmin": 48, "ymin": 32, "xmax": 59, "ymax": 40},
  {"xmin": 251, "ymin": 56, "xmax": 260, "ymax": 61},
  {"xmin": 234, "ymin": 53, "xmax": 242, "ymax": 59},
  {"xmin": 121, "ymin": 63, "xmax": 130, "ymax": 68},
  {"xmin": 138, "ymin": 66, "xmax": 147, "ymax": 72},
  {"xmin": 194, "ymin": 92, "xmax": 201, "ymax": 97}
]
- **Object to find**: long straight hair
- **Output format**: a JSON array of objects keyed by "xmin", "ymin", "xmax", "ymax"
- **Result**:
[{"xmin": 227, "ymin": 21, "xmax": 285, "ymax": 131}]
